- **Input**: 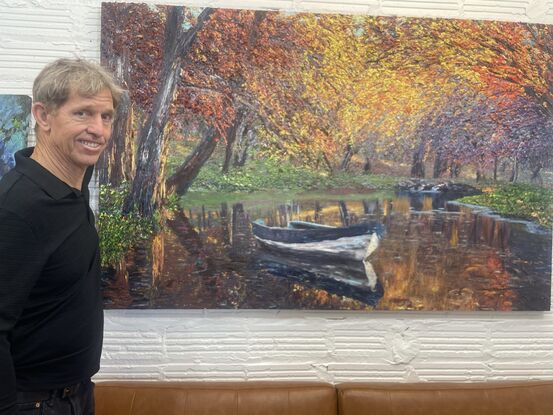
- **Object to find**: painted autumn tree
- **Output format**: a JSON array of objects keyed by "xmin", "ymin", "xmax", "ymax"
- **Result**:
[
  {"xmin": 171, "ymin": 8, "xmax": 299, "ymax": 182},
  {"xmin": 101, "ymin": 4, "xmax": 216, "ymax": 216},
  {"xmin": 102, "ymin": 5, "xmax": 552, "ymax": 196},
  {"xmin": 167, "ymin": 9, "xmax": 276, "ymax": 194},
  {"xmin": 123, "ymin": 6, "xmax": 215, "ymax": 216},
  {"xmin": 403, "ymin": 18, "xmax": 553, "ymax": 179},
  {"xmin": 100, "ymin": 3, "xmax": 166, "ymax": 186}
]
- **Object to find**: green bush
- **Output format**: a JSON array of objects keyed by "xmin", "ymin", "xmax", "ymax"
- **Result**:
[
  {"xmin": 459, "ymin": 183, "xmax": 553, "ymax": 227},
  {"xmin": 97, "ymin": 183, "xmax": 154, "ymax": 268}
]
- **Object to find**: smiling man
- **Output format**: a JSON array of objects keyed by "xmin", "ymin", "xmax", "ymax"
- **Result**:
[{"xmin": 0, "ymin": 59, "xmax": 122, "ymax": 415}]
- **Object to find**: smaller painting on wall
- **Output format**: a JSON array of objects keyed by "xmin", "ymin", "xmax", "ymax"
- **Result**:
[{"xmin": 0, "ymin": 95, "xmax": 31, "ymax": 178}]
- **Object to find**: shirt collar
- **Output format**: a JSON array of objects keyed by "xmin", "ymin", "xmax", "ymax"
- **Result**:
[{"xmin": 14, "ymin": 147, "xmax": 93, "ymax": 200}]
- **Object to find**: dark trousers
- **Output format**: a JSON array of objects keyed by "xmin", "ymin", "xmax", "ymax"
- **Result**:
[{"xmin": 16, "ymin": 380, "xmax": 94, "ymax": 415}]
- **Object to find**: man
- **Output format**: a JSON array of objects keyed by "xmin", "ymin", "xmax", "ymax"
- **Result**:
[{"xmin": 0, "ymin": 58, "xmax": 122, "ymax": 415}]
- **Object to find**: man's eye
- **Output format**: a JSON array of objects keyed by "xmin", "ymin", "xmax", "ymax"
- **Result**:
[
  {"xmin": 74, "ymin": 111, "xmax": 87, "ymax": 118},
  {"xmin": 102, "ymin": 114, "xmax": 114, "ymax": 123}
]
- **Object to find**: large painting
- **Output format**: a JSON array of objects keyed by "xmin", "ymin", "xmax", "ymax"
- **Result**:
[
  {"xmin": 0, "ymin": 95, "xmax": 31, "ymax": 178},
  {"xmin": 99, "ymin": 3, "xmax": 552, "ymax": 311}
]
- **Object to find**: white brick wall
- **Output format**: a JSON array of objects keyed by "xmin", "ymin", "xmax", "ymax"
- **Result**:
[
  {"xmin": 98, "ymin": 311, "xmax": 553, "ymax": 382},
  {"xmin": 1, "ymin": 0, "xmax": 553, "ymax": 383}
]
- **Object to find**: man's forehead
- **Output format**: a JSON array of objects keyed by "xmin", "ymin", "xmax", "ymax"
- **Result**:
[{"xmin": 67, "ymin": 88, "xmax": 114, "ymax": 107}]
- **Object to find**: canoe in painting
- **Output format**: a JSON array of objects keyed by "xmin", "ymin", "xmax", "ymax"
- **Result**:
[{"xmin": 251, "ymin": 220, "xmax": 384, "ymax": 243}]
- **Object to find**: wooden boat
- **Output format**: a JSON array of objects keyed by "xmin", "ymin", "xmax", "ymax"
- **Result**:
[
  {"xmin": 254, "ymin": 231, "xmax": 377, "ymax": 261},
  {"xmin": 251, "ymin": 220, "xmax": 384, "ymax": 243}
]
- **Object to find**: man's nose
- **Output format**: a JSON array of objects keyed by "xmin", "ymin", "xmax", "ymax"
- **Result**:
[{"xmin": 86, "ymin": 115, "xmax": 106, "ymax": 135}]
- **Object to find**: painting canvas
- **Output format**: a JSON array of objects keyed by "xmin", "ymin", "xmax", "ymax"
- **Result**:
[
  {"xmin": 0, "ymin": 95, "xmax": 31, "ymax": 179},
  {"xmin": 99, "ymin": 3, "xmax": 552, "ymax": 311}
]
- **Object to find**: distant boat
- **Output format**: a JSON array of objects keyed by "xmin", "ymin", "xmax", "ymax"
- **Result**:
[{"xmin": 251, "ymin": 220, "xmax": 383, "ymax": 291}]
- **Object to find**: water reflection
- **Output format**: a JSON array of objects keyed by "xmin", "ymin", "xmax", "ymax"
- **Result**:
[{"xmin": 102, "ymin": 192, "xmax": 552, "ymax": 311}]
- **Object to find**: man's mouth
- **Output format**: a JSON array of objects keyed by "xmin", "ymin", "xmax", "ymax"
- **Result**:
[{"xmin": 78, "ymin": 140, "xmax": 102, "ymax": 149}]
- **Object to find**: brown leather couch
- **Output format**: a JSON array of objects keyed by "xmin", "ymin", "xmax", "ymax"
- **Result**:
[
  {"xmin": 336, "ymin": 382, "xmax": 553, "ymax": 415},
  {"xmin": 95, "ymin": 380, "xmax": 553, "ymax": 415},
  {"xmin": 95, "ymin": 382, "xmax": 336, "ymax": 415}
]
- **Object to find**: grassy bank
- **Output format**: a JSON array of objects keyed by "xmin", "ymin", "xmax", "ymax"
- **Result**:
[
  {"xmin": 190, "ymin": 159, "xmax": 398, "ymax": 193},
  {"xmin": 458, "ymin": 183, "xmax": 553, "ymax": 228}
]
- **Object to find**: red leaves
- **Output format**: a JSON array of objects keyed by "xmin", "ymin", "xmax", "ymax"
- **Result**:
[{"xmin": 102, "ymin": 4, "xmax": 553, "ymax": 173}]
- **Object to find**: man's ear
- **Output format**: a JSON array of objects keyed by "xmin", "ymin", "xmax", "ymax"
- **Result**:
[{"xmin": 32, "ymin": 102, "xmax": 51, "ymax": 132}]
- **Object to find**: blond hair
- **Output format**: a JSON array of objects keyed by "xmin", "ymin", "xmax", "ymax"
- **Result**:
[{"xmin": 33, "ymin": 58, "xmax": 123, "ymax": 111}]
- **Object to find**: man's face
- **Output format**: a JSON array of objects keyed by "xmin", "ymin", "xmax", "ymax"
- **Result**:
[{"xmin": 43, "ymin": 88, "xmax": 114, "ymax": 169}]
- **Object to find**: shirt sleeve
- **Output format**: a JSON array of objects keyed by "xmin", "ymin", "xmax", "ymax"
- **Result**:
[{"xmin": 0, "ymin": 209, "xmax": 46, "ymax": 415}]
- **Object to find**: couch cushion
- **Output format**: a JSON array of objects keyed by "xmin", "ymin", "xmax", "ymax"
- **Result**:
[
  {"xmin": 95, "ymin": 381, "xmax": 337, "ymax": 415},
  {"xmin": 337, "ymin": 381, "xmax": 553, "ymax": 415}
]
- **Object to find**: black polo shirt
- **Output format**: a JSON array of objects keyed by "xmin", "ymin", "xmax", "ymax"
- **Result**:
[{"xmin": 0, "ymin": 148, "xmax": 103, "ymax": 414}]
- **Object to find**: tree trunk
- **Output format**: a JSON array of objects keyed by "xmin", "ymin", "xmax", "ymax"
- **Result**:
[
  {"xmin": 155, "ymin": 128, "xmax": 171, "ymax": 207},
  {"xmin": 530, "ymin": 164, "xmax": 543, "ymax": 185},
  {"xmin": 220, "ymin": 11, "xmax": 265, "ymax": 173},
  {"xmin": 123, "ymin": 7, "xmax": 214, "ymax": 216},
  {"xmin": 411, "ymin": 141, "xmax": 426, "ymax": 178},
  {"xmin": 340, "ymin": 144, "xmax": 355, "ymax": 171},
  {"xmin": 222, "ymin": 108, "xmax": 246, "ymax": 174},
  {"xmin": 233, "ymin": 126, "xmax": 252, "ymax": 167},
  {"xmin": 433, "ymin": 152, "xmax": 446, "ymax": 179},
  {"xmin": 166, "ymin": 127, "xmax": 218, "ymax": 195},
  {"xmin": 221, "ymin": 139, "xmax": 234, "ymax": 175},
  {"xmin": 449, "ymin": 163, "xmax": 460, "ymax": 178},
  {"xmin": 493, "ymin": 157, "xmax": 498, "ymax": 182},
  {"xmin": 248, "ymin": 11, "xmax": 267, "ymax": 48},
  {"xmin": 100, "ymin": 6, "xmax": 135, "ymax": 187},
  {"xmin": 322, "ymin": 152, "xmax": 334, "ymax": 173},
  {"xmin": 97, "ymin": 87, "xmax": 134, "ymax": 186},
  {"xmin": 363, "ymin": 157, "xmax": 371, "ymax": 173},
  {"xmin": 510, "ymin": 157, "xmax": 519, "ymax": 183},
  {"xmin": 476, "ymin": 169, "xmax": 485, "ymax": 182},
  {"xmin": 476, "ymin": 156, "xmax": 487, "ymax": 182}
]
